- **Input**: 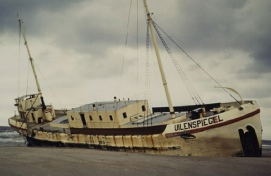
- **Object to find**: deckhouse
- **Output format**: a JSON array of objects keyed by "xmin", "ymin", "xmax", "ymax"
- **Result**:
[{"xmin": 67, "ymin": 99, "xmax": 151, "ymax": 128}]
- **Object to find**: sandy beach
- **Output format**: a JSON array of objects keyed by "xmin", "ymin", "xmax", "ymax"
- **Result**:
[{"xmin": 0, "ymin": 147, "xmax": 270, "ymax": 176}]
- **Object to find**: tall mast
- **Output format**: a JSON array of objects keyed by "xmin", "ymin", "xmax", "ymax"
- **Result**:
[
  {"xmin": 143, "ymin": 0, "xmax": 176, "ymax": 118},
  {"xmin": 17, "ymin": 14, "xmax": 46, "ymax": 110}
]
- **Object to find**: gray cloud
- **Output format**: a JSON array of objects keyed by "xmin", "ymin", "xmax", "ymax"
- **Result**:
[
  {"xmin": 5, "ymin": 0, "xmax": 270, "ymax": 74},
  {"xmin": 151, "ymin": 0, "xmax": 271, "ymax": 75},
  {"xmin": 0, "ymin": 0, "xmax": 80, "ymax": 34}
]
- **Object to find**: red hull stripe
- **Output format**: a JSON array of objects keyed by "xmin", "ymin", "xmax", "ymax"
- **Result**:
[{"xmin": 165, "ymin": 109, "xmax": 260, "ymax": 138}]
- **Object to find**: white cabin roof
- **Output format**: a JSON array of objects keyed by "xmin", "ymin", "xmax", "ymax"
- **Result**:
[{"xmin": 69, "ymin": 100, "xmax": 145, "ymax": 113}]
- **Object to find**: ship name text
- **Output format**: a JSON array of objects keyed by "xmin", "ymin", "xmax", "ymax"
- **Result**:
[{"xmin": 174, "ymin": 116, "xmax": 223, "ymax": 131}]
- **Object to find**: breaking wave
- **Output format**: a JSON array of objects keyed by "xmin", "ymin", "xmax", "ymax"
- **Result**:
[{"xmin": 0, "ymin": 127, "xmax": 26, "ymax": 147}]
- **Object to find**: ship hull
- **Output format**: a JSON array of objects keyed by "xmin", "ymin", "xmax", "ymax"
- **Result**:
[{"xmin": 9, "ymin": 104, "xmax": 262, "ymax": 157}]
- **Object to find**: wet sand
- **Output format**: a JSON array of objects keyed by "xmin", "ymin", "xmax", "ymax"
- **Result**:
[{"xmin": 0, "ymin": 147, "xmax": 270, "ymax": 176}]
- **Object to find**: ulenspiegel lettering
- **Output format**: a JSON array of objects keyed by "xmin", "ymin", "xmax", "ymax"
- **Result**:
[{"xmin": 174, "ymin": 116, "xmax": 223, "ymax": 131}]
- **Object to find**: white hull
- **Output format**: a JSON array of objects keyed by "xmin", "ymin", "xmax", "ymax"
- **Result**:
[{"xmin": 9, "ymin": 101, "xmax": 262, "ymax": 157}]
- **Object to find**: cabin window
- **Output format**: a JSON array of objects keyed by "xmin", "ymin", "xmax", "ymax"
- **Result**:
[
  {"xmin": 89, "ymin": 115, "xmax": 93, "ymax": 121},
  {"xmin": 31, "ymin": 113, "xmax": 35, "ymax": 121},
  {"xmin": 71, "ymin": 116, "xmax": 74, "ymax": 121},
  {"xmin": 99, "ymin": 115, "xmax": 103, "ymax": 121},
  {"xmin": 142, "ymin": 105, "xmax": 146, "ymax": 112},
  {"xmin": 80, "ymin": 113, "xmax": 86, "ymax": 126},
  {"xmin": 19, "ymin": 112, "xmax": 25, "ymax": 119},
  {"xmin": 123, "ymin": 112, "xmax": 127, "ymax": 119},
  {"xmin": 38, "ymin": 117, "xmax": 42, "ymax": 124},
  {"xmin": 109, "ymin": 115, "xmax": 113, "ymax": 121}
]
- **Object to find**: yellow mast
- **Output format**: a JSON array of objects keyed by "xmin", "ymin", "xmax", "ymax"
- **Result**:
[
  {"xmin": 17, "ymin": 14, "xmax": 46, "ymax": 110},
  {"xmin": 143, "ymin": 0, "xmax": 175, "ymax": 118}
]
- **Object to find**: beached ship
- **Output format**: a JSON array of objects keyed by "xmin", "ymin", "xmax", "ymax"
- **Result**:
[{"xmin": 9, "ymin": 0, "xmax": 262, "ymax": 157}]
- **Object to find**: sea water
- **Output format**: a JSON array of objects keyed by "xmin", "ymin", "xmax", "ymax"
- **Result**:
[{"xmin": 0, "ymin": 126, "xmax": 26, "ymax": 147}]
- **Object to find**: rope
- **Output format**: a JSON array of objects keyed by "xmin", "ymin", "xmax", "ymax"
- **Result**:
[
  {"xmin": 17, "ymin": 14, "xmax": 28, "ymax": 128},
  {"xmin": 18, "ymin": 17, "xmax": 21, "ymax": 99},
  {"xmin": 144, "ymin": 24, "xmax": 150, "ymax": 127},
  {"xmin": 136, "ymin": 0, "xmax": 139, "ymax": 102},
  {"xmin": 118, "ymin": 0, "xmax": 133, "ymax": 97},
  {"xmin": 153, "ymin": 21, "xmax": 240, "ymax": 104},
  {"xmin": 25, "ymin": 59, "xmax": 30, "ymax": 96},
  {"xmin": 33, "ymin": 61, "xmax": 64, "ymax": 109},
  {"xmin": 152, "ymin": 21, "xmax": 204, "ymax": 105}
]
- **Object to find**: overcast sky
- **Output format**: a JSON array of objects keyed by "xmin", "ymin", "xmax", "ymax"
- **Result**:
[{"xmin": 0, "ymin": 0, "xmax": 270, "ymax": 139}]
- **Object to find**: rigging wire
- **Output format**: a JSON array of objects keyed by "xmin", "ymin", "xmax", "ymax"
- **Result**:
[
  {"xmin": 145, "ymin": 25, "xmax": 150, "ymax": 104},
  {"xmin": 144, "ymin": 24, "xmax": 150, "ymax": 127},
  {"xmin": 17, "ymin": 15, "xmax": 24, "ymax": 124},
  {"xmin": 17, "ymin": 15, "xmax": 64, "ymax": 112},
  {"xmin": 33, "ymin": 61, "xmax": 64, "ymax": 109},
  {"xmin": 119, "ymin": 0, "xmax": 133, "ymax": 98},
  {"xmin": 25, "ymin": 58, "xmax": 30, "ymax": 96},
  {"xmin": 17, "ymin": 16, "xmax": 31, "ymax": 97},
  {"xmin": 152, "ymin": 21, "xmax": 240, "ymax": 104},
  {"xmin": 142, "ymin": 1, "xmax": 153, "ymax": 127},
  {"xmin": 151, "ymin": 20, "xmax": 204, "ymax": 105},
  {"xmin": 18, "ymin": 16, "xmax": 21, "ymax": 99},
  {"xmin": 17, "ymin": 15, "xmax": 29, "ymax": 125},
  {"xmin": 143, "ymin": 6, "xmax": 163, "ymax": 108},
  {"xmin": 136, "ymin": 0, "xmax": 139, "ymax": 100}
]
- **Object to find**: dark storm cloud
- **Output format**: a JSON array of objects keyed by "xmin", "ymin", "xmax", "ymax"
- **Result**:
[
  {"xmin": 24, "ymin": 0, "xmax": 137, "ymax": 58},
  {"xmin": 1, "ymin": 0, "xmax": 271, "ymax": 73},
  {"xmin": 0, "ymin": 0, "xmax": 133, "ymax": 60},
  {"xmin": 152, "ymin": 0, "xmax": 271, "ymax": 75},
  {"xmin": 0, "ymin": 0, "xmax": 80, "ymax": 34},
  {"xmin": 49, "ymin": 0, "xmax": 145, "ymax": 58},
  {"xmin": 248, "ymin": 29, "xmax": 271, "ymax": 73}
]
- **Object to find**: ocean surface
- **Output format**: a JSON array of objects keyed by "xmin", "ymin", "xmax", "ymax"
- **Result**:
[
  {"xmin": 0, "ymin": 126, "xmax": 270, "ymax": 150},
  {"xmin": 0, "ymin": 126, "xmax": 26, "ymax": 147}
]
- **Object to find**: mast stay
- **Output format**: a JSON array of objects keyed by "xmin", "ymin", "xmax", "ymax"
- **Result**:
[
  {"xmin": 143, "ymin": 0, "xmax": 176, "ymax": 119},
  {"xmin": 152, "ymin": 21, "xmax": 204, "ymax": 105},
  {"xmin": 152, "ymin": 22, "xmax": 241, "ymax": 105},
  {"xmin": 143, "ymin": 1, "xmax": 241, "ymax": 107},
  {"xmin": 17, "ymin": 14, "xmax": 46, "ymax": 110}
]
